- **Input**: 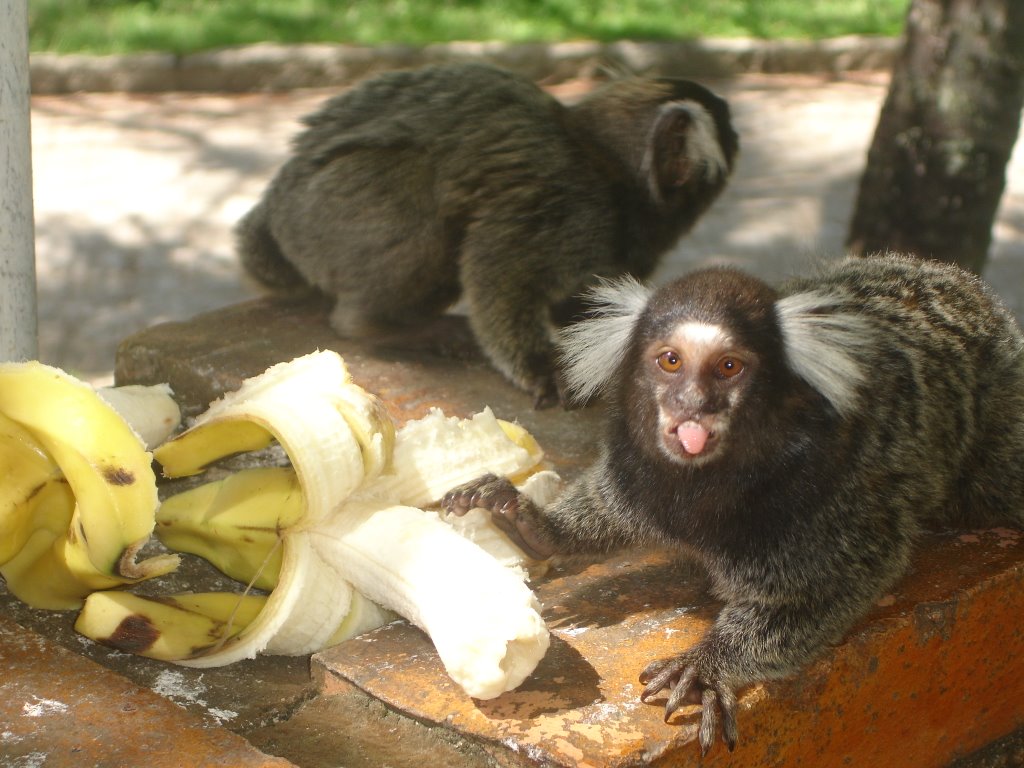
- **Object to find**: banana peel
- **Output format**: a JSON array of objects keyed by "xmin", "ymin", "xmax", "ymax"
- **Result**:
[
  {"xmin": 0, "ymin": 362, "xmax": 181, "ymax": 610},
  {"xmin": 154, "ymin": 466, "xmax": 302, "ymax": 591},
  {"xmin": 76, "ymin": 350, "xmax": 556, "ymax": 700}
]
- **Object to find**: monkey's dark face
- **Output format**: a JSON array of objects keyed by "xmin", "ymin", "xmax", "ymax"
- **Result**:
[
  {"xmin": 624, "ymin": 268, "xmax": 783, "ymax": 468},
  {"xmin": 642, "ymin": 320, "xmax": 759, "ymax": 466}
]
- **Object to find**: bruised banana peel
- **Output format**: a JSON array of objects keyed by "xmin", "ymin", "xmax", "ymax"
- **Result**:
[
  {"xmin": 78, "ymin": 351, "xmax": 553, "ymax": 699},
  {"xmin": 0, "ymin": 362, "xmax": 181, "ymax": 610}
]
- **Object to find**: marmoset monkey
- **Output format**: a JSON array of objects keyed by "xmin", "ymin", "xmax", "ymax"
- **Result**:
[
  {"xmin": 443, "ymin": 254, "xmax": 1024, "ymax": 753},
  {"xmin": 236, "ymin": 63, "xmax": 738, "ymax": 406}
]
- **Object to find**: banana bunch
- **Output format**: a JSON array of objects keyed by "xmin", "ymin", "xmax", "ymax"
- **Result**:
[
  {"xmin": 0, "ymin": 362, "xmax": 181, "ymax": 610},
  {"xmin": 75, "ymin": 350, "xmax": 554, "ymax": 700}
]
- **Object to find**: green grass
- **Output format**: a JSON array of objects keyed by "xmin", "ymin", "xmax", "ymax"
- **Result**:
[{"xmin": 29, "ymin": 0, "xmax": 909, "ymax": 56}]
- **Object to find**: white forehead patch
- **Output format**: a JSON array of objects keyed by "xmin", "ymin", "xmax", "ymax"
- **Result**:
[{"xmin": 675, "ymin": 321, "xmax": 729, "ymax": 349}]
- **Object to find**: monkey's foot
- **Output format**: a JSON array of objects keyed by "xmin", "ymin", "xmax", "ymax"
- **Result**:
[
  {"xmin": 639, "ymin": 653, "xmax": 739, "ymax": 755},
  {"xmin": 521, "ymin": 370, "xmax": 563, "ymax": 410},
  {"xmin": 441, "ymin": 473, "xmax": 556, "ymax": 560}
]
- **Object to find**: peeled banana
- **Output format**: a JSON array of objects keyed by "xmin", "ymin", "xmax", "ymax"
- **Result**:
[
  {"xmin": 310, "ymin": 500, "xmax": 549, "ymax": 699},
  {"xmin": 154, "ymin": 466, "xmax": 302, "ymax": 591},
  {"xmin": 0, "ymin": 362, "xmax": 181, "ymax": 610},
  {"xmin": 153, "ymin": 352, "xmax": 394, "ymax": 522},
  {"xmin": 76, "ymin": 350, "xmax": 554, "ymax": 699}
]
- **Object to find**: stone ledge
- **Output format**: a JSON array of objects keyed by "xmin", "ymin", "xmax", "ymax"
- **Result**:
[
  {"xmin": 113, "ymin": 297, "xmax": 1024, "ymax": 767},
  {"xmin": 0, "ymin": 615, "xmax": 295, "ymax": 768},
  {"xmin": 311, "ymin": 536, "xmax": 1024, "ymax": 767},
  {"xmin": 30, "ymin": 35, "xmax": 899, "ymax": 94}
]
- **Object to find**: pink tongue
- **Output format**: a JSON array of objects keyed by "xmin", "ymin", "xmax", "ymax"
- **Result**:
[{"xmin": 677, "ymin": 422, "xmax": 709, "ymax": 455}]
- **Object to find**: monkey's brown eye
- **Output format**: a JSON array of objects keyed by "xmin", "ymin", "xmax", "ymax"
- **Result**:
[
  {"xmin": 716, "ymin": 356, "xmax": 744, "ymax": 379},
  {"xmin": 656, "ymin": 350, "xmax": 683, "ymax": 373}
]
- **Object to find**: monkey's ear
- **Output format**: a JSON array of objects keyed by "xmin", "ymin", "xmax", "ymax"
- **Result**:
[
  {"xmin": 645, "ymin": 102, "xmax": 730, "ymax": 202},
  {"xmin": 775, "ymin": 291, "xmax": 874, "ymax": 418},
  {"xmin": 557, "ymin": 276, "xmax": 652, "ymax": 405}
]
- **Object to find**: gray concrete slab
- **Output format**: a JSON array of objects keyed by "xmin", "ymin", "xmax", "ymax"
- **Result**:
[{"xmin": 29, "ymin": 72, "xmax": 1024, "ymax": 385}]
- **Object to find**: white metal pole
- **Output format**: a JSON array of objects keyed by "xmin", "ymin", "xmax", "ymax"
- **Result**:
[{"xmin": 0, "ymin": 0, "xmax": 39, "ymax": 361}]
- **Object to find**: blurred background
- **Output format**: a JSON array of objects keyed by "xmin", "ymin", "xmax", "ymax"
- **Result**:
[{"xmin": 23, "ymin": 0, "xmax": 1024, "ymax": 382}]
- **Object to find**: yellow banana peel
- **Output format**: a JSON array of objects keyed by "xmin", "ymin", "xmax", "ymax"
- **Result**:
[
  {"xmin": 74, "ymin": 590, "xmax": 267, "ymax": 661},
  {"xmin": 0, "ymin": 362, "xmax": 180, "ymax": 610},
  {"xmin": 154, "ymin": 466, "xmax": 303, "ymax": 591}
]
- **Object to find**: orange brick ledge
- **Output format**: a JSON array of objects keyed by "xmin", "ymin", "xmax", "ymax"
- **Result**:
[
  {"xmin": 0, "ymin": 615, "xmax": 294, "ymax": 768},
  {"xmin": 315, "ymin": 527, "xmax": 1024, "ymax": 767},
  {"xmin": 115, "ymin": 300, "xmax": 1024, "ymax": 766}
]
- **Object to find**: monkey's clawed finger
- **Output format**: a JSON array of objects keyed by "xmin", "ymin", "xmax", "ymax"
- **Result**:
[
  {"xmin": 639, "ymin": 656, "xmax": 738, "ymax": 754},
  {"xmin": 441, "ymin": 474, "xmax": 555, "ymax": 559},
  {"xmin": 441, "ymin": 473, "xmax": 513, "ymax": 517},
  {"xmin": 698, "ymin": 687, "xmax": 720, "ymax": 756},
  {"xmin": 532, "ymin": 387, "xmax": 561, "ymax": 410}
]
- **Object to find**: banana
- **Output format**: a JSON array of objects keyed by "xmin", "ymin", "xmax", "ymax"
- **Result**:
[
  {"xmin": 177, "ymin": 529, "xmax": 357, "ymax": 665},
  {"xmin": 75, "ymin": 350, "xmax": 552, "ymax": 699},
  {"xmin": 310, "ymin": 500, "xmax": 550, "ymax": 700},
  {"xmin": 97, "ymin": 383, "xmax": 182, "ymax": 450},
  {"xmin": 320, "ymin": 590, "xmax": 397, "ymax": 650},
  {"xmin": 154, "ymin": 352, "xmax": 394, "ymax": 523},
  {"xmin": 154, "ymin": 466, "xmax": 303, "ymax": 591},
  {"xmin": 359, "ymin": 407, "xmax": 544, "ymax": 507},
  {"xmin": 74, "ymin": 590, "xmax": 267, "ymax": 661},
  {"xmin": 0, "ymin": 413, "xmax": 64, "ymax": 564},
  {"xmin": 76, "ymin": 583, "xmax": 395, "ymax": 663},
  {"xmin": 0, "ymin": 362, "xmax": 179, "ymax": 610}
]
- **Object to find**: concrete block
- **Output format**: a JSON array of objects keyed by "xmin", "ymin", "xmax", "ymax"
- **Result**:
[
  {"xmin": 112, "ymin": 298, "xmax": 1024, "ymax": 767},
  {"xmin": 312, "ymin": 534, "xmax": 1024, "ymax": 767},
  {"xmin": 0, "ymin": 615, "xmax": 294, "ymax": 767}
]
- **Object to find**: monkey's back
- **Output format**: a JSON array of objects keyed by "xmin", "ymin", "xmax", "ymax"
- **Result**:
[
  {"xmin": 786, "ymin": 255, "xmax": 1024, "ymax": 528},
  {"xmin": 285, "ymin": 63, "xmax": 603, "ymax": 215},
  {"xmin": 254, "ymin": 63, "xmax": 618, "ymax": 316}
]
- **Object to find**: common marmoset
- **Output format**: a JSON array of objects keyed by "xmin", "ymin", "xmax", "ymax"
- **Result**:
[
  {"xmin": 443, "ymin": 254, "xmax": 1024, "ymax": 753},
  {"xmin": 236, "ymin": 63, "xmax": 738, "ymax": 406}
]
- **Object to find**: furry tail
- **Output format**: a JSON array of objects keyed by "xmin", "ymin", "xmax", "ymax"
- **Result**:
[{"xmin": 235, "ymin": 200, "xmax": 309, "ymax": 292}]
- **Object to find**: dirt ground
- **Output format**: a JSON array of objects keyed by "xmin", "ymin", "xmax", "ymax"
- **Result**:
[{"xmin": 29, "ymin": 72, "xmax": 1024, "ymax": 384}]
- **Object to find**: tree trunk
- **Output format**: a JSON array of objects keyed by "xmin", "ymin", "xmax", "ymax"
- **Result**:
[
  {"xmin": 847, "ymin": 0, "xmax": 1024, "ymax": 273},
  {"xmin": 0, "ymin": 0, "xmax": 38, "ymax": 361}
]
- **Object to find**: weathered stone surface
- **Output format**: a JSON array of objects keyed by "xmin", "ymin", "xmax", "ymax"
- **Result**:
[
  {"xmin": 112, "ymin": 292, "xmax": 1024, "ymax": 767},
  {"xmin": 0, "ymin": 615, "xmax": 295, "ymax": 767},
  {"xmin": 0, "ymin": 550, "xmax": 317, "ymax": 735},
  {"xmin": 315, "ymin": 531, "xmax": 1024, "ymax": 767}
]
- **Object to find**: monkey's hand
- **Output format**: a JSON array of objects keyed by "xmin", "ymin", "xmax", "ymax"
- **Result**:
[
  {"xmin": 639, "ymin": 648, "xmax": 739, "ymax": 755},
  {"xmin": 442, "ymin": 474, "xmax": 557, "ymax": 560}
]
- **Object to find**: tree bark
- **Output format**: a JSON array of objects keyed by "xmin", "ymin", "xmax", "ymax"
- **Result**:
[
  {"xmin": 847, "ymin": 0, "xmax": 1024, "ymax": 273},
  {"xmin": 0, "ymin": 0, "xmax": 38, "ymax": 361}
]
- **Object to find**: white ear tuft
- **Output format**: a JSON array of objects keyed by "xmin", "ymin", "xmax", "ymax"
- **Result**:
[
  {"xmin": 776, "ymin": 290, "xmax": 873, "ymax": 418},
  {"xmin": 642, "ymin": 100, "xmax": 729, "ymax": 203},
  {"xmin": 557, "ymin": 276, "xmax": 652, "ymax": 403}
]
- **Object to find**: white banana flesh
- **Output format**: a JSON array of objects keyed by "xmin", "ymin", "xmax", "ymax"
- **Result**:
[
  {"xmin": 363, "ymin": 407, "xmax": 543, "ymax": 507},
  {"xmin": 97, "ymin": 383, "xmax": 182, "ymax": 450},
  {"xmin": 310, "ymin": 500, "xmax": 549, "ymax": 699},
  {"xmin": 76, "ymin": 351, "xmax": 553, "ymax": 699}
]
